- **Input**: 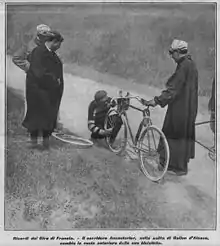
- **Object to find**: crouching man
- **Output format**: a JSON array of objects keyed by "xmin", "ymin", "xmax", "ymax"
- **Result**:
[{"xmin": 88, "ymin": 90, "xmax": 123, "ymax": 144}]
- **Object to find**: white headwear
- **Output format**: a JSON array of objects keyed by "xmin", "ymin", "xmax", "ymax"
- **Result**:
[
  {"xmin": 36, "ymin": 24, "xmax": 51, "ymax": 35},
  {"xmin": 169, "ymin": 39, "xmax": 188, "ymax": 53}
]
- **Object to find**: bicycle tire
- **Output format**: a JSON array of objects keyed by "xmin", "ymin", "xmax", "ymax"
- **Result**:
[
  {"xmin": 104, "ymin": 109, "xmax": 127, "ymax": 154},
  {"xmin": 138, "ymin": 125, "xmax": 170, "ymax": 182},
  {"xmin": 52, "ymin": 132, "xmax": 93, "ymax": 148}
]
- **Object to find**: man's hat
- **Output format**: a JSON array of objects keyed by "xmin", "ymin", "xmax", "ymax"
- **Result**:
[
  {"xmin": 169, "ymin": 39, "xmax": 188, "ymax": 54},
  {"xmin": 94, "ymin": 90, "xmax": 108, "ymax": 102},
  {"xmin": 47, "ymin": 30, "xmax": 64, "ymax": 42},
  {"xmin": 36, "ymin": 24, "xmax": 51, "ymax": 35}
]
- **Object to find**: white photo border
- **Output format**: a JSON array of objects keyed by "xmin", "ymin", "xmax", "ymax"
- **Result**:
[{"xmin": 0, "ymin": 0, "xmax": 219, "ymax": 245}]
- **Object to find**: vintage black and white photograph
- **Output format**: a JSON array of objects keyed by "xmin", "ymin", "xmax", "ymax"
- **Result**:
[{"xmin": 5, "ymin": 1, "xmax": 217, "ymax": 231}]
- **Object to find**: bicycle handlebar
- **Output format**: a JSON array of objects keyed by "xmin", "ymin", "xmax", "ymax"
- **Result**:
[{"xmin": 110, "ymin": 92, "xmax": 150, "ymax": 107}]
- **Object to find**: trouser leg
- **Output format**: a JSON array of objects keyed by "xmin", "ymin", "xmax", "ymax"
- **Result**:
[
  {"xmin": 30, "ymin": 130, "xmax": 38, "ymax": 145},
  {"xmin": 42, "ymin": 130, "xmax": 51, "ymax": 149}
]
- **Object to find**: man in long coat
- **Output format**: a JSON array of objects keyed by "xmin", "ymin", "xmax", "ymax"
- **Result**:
[
  {"xmin": 12, "ymin": 24, "xmax": 62, "ymax": 130},
  {"xmin": 144, "ymin": 39, "xmax": 198, "ymax": 176},
  {"xmin": 22, "ymin": 30, "xmax": 64, "ymax": 149}
]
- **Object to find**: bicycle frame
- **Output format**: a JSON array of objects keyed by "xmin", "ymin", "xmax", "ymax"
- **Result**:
[
  {"xmin": 120, "ymin": 104, "xmax": 152, "ymax": 151},
  {"xmin": 107, "ymin": 93, "xmax": 171, "ymax": 182},
  {"xmin": 109, "ymin": 93, "xmax": 156, "ymax": 153}
]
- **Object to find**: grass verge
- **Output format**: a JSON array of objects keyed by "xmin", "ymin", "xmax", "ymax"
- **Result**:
[
  {"xmin": 5, "ymin": 87, "xmax": 166, "ymax": 230},
  {"xmin": 5, "ymin": 87, "xmax": 216, "ymax": 230},
  {"xmin": 7, "ymin": 4, "xmax": 215, "ymax": 96}
]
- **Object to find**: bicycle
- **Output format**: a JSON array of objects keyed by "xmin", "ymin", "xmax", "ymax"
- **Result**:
[{"xmin": 104, "ymin": 91, "xmax": 170, "ymax": 182}]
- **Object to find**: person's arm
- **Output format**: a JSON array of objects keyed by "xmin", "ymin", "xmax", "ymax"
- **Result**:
[
  {"xmin": 12, "ymin": 45, "xmax": 30, "ymax": 72},
  {"xmin": 106, "ymin": 97, "xmax": 116, "ymax": 108},
  {"xmin": 57, "ymin": 55, "xmax": 64, "ymax": 89},
  {"xmin": 88, "ymin": 101, "xmax": 112, "ymax": 136},
  {"xmin": 88, "ymin": 102, "xmax": 102, "ymax": 134},
  {"xmin": 208, "ymin": 78, "xmax": 215, "ymax": 113},
  {"xmin": 154, "ymin": 62, "xmax": 187, "ymax": 108},
  {"xmin": 55, "ymin": 55, "xmax": 64, "ymax": 97}
]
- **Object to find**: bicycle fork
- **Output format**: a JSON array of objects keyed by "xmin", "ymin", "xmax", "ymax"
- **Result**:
[
  {"xmin": 123, "ymin": 109, "xmax": 151, "ymax": 154},
  {"xmin": 135, "ymin": 110, "xmax": 152, "ymax": 153}
]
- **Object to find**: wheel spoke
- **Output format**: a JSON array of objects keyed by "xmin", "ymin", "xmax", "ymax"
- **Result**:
[{"xmin": 151, "ymin": 129, "xmax": 158, "ymax": 150}]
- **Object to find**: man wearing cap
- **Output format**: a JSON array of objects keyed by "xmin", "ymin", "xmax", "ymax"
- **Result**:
[
  {"xmin": 142, "ymin": 39, "xmax": 198, "ymax": 176},
  {"xmin": 12, "ymin": 24, "xmax": 62, "ymax": 132},
  {"xmin": 22, "ymin": 30, "xmax": 64, "ymax": 149},
  {"xmin": 88, "ymin": 90, "xmax": 122, "ymax": 143},
  {"xmin": 12, "ymin": 24, "xmax": 51, "ymax": 72}
]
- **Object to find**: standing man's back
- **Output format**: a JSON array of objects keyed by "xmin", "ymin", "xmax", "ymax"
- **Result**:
[{"xmin": 12, "ymin": 24, "xmax": 51, "ymax": 72}]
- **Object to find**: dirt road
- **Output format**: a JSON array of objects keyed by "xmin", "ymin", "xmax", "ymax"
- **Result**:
[{"xmin": 6, "ymin": 57, "xmax": 216, "ymax": 229}]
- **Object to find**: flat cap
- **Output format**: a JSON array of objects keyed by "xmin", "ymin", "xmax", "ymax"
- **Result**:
[
  {"xmin": 94, "ymin": 90, "xmax": 107, "ymax": 102},
  {"xmin": 169, "ymin": 39, "xmax": 188, "ymax": 53},
  {"xmin": 36, "ymin": 24, "xmax": 51, "ymax": 35}
]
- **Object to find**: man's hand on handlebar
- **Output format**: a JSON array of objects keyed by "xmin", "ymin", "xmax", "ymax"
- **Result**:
[
  {"xmin": 109, "ymin": 99, "xmax": 117, "ymax": 108},
  {"xmin": 141, "ymin": 98, "xmax": 157, "ymax": 107},
  {"xmin": 112, "ymin": 91, "xmax": 157, "ymax": 107}
]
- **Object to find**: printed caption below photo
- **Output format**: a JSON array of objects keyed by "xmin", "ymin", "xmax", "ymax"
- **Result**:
[{"xmin": 13, "ymin": 235, "xmax": 210, "ymax": 245}]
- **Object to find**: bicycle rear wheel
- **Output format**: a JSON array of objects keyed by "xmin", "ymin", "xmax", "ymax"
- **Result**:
[
  {"xmin": 104, "ymin": 109, "xmax": 127, "ymax": 154},
  {"xmin": 52, "ymin": 132, "xmax": 93, "ymax": 148},
  {"xmin": 138, "ymin": 125, "xmax": 169, "ymax": 182}
]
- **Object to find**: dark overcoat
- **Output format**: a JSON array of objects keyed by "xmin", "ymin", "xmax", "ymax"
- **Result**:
[
  {"xmin": 208, "ymin": 78, "xmax": 215, "ymax": 113},
  {"xmin": 208, "ymin": 78, "xmax": 215, "ymax": 133},
  {"xmin": 22, "ymin": 44, "xmax": 64, "ymax": 134},
  {"xmin": 155, "ymin": 55, "xmax": 198, "ymax": 172}
]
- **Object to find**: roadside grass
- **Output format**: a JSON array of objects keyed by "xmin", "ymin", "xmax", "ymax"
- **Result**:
[
  {"xmin": 5, "ymin": 87, "xmax": 166, "ymax": 230},
  {"xmin": 7, "ymin": 3, "xmax": 215, "ymax": 96}
]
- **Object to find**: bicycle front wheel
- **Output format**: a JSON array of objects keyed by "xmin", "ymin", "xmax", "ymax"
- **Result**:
[
  {"xmin": 104, "ymin": 109, "xmax": 127, "ymax": 154},
  {"xmin": 138, "ymin": 125, "xmax": 170, "ymax": 182}
]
